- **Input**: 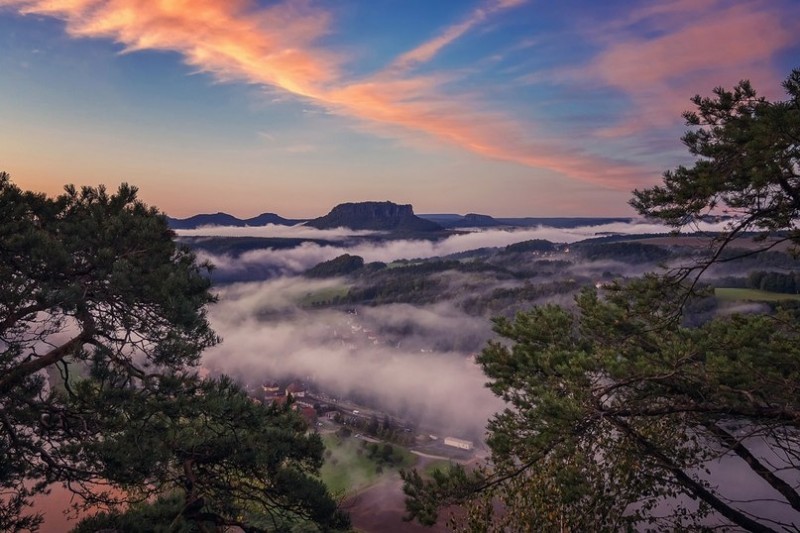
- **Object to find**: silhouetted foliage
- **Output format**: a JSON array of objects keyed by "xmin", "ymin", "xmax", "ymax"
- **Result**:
[
  {"xmin": 403, "ymin": 69, "xmax": 800, "ymax": 532},
  {"xmin": 0, "ymin": 174, "xmax": 347, "ymax": 532},
  {"xmin": 632, "ymin": 68, "xmax": 800, "ymax": 278}
]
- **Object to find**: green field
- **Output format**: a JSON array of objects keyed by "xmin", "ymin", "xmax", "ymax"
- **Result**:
[
  {"xmin": 378, "ymin": 442, "xmax": 416, "ymax": 470},
  {"xmin": 297, "ymin": 285, "xmax": 349, "ymax": 306},
  {"xmin": 715, "ymin": 288, "xmax": 800, "ymax": 302},
  {"xmin": 319, "ymin": 435, "xmax": 417, "ymax": 496},
  {"xmin": 422, "ymin": 459, "xmax": 455, "ymax": 478}
]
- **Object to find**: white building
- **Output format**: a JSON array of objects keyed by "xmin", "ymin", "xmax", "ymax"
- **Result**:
[{"xmin": 443, "ymin": 437, "xmax": 474, "ymax": 451}]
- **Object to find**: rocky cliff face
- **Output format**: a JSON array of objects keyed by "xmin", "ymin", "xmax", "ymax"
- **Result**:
[{"xmin": 306, "ymin": 201, "xmax": 443, "ymax": 232}]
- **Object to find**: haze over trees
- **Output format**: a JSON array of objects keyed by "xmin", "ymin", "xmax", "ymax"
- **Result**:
[
  {"xmin": 403, "ymin": 69, "xmax": 800, "ymax": 531},
  {"xmin": 0, "ymin": 174, "xmax": 348, "ymax": 532}
]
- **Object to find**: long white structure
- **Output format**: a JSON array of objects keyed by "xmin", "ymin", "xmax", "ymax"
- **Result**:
[{"xmin": 443, "ymin": 437, "xmax": 474, "ymax": 451}]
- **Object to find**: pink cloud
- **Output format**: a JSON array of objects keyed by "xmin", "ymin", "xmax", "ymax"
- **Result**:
[
  {"xmin": 9, "ymin": 0, "xmax": 339, "ymax": 97},
  {"xmin": 585, "ymin": 1, "xmax": 796, "ymax": 136},
  {"xmin": 0, "ymin": 0, "xmax": 653, "ymax": 190},
  {"xmin": 324, "ymin": 73, "xmax": 649, "ymax": 189}
]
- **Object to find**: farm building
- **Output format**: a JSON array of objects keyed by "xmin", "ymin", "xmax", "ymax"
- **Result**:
[{"xmin": 444, "ymin": 437, "xmax": 474, "ymax": 451}]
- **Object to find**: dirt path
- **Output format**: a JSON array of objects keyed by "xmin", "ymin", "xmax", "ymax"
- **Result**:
[
  {"xmin": 344, "ymin": 455, "xmax": 458, "ymax": 533},
  {"xmin": 345, "ymin": 471, "xmax": 452, "ymax": 533}
]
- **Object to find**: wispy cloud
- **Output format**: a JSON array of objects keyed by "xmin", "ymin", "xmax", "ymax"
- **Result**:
[
  {"xmin": 1, "ymin": 0, "xmax": 648, "ymax": 190},
  {"xmin": 579, "ymin": 0, "xmax": 796, "ymax": 136},
  {"xmin": 8, "ymin": 0, "xmax": 339, "ymax": 96},
  {"xmin": 389, "ymin": 0, "xmax": 525, "ymax": 71},
  {"xmin": 2, "ymin": 0, "xmax": 796, "ymax": 190}
]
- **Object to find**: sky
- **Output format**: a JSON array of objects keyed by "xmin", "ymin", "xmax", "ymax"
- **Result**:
[{"xmin": 1, "ymin": 0, "xmax": 798, "ymax": 218}]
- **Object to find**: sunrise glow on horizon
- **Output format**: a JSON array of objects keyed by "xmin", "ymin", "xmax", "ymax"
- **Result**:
[{"xmin": 1, "ymin": 0, "xmax": 798, "ymax": 218}]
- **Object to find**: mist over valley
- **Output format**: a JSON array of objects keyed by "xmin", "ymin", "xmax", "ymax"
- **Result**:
[{"xmin": 173, "ymin": 203, "xmax": 799, "ymax": 445}]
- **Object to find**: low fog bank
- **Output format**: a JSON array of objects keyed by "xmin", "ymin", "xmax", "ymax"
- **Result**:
[
  {"xmin": 196, "ymin": 220, "xmax": 731, "ymax": 278},
  {"xmin": 176, "ymin": 224, "xmax": 378, "ymax": 239},
  {"xmin": 204, "ymin": 278, "xmax": 503, "ymax": 437},
  {"xmin": 179, "ymin": 219, "xmax": 732, "ymax": 241},
  {"xmin": 194, "ymin": 219, "xmax": 749, "ymax": 438},
  {"xmin": 196, "ymin": 243, "xmax": 344, "ymax": 281}
]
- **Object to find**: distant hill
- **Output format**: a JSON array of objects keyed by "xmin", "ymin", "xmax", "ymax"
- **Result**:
[
  {"xmin": 168, "ymin": 209, "xmax": 633, "ymax": 231},
  {"xmin": 304, "ymin": 254, "xmax": 365, "ymax": 278},
  {"xmin": 419, "ymin": 212, "xmax": 506, "ymax": 228},
  {"xmin": 243, "ymin": 213, "xmax": 302, "ymax": 226},
  {"xmin": 494, "ymin": 217, "xmax": 632, "ymax": 228},
  {"xmin": 166, "ymin": 212, "xmax": 302, "ymax": 230},
  {"xmin": 417, "ymin": 213, "xmax": 464, "ymax": 224},
  {"xmin": 418, "ymin": 214, "xmax": 631, "ymax": 229},
  {"xmin": 306, "ymin": 201, "xmax": 443, "ymax": 232},
  {"xmin": 501, "ymin": 239, "xmax": 558, "ymax": 254}
]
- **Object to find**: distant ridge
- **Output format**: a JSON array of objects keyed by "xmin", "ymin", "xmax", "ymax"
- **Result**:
[
  {"xmin": 417, "ymin": 213, "xmax": 504, "ymax": 228},
  {"xmin": 243, "ymin": 213, "xmax": 302, "ymax": 227},
  {"xmin": 166, "ymin": 212, "xmax": 303, "ymax": 230},
  {"xmin": 419, "ymin": 214, "xmax": 633, "ymax": 229},
  {"xmin": 167, "ymin": 209, "xmax": 635, "ymax": 231},
  {"xmin": 494, "ymin": 217, "xmax": 632, "ymax": 228},
  {"xmin": 306, "ymin": 201, "xmax": 443, "ymax": 232}
]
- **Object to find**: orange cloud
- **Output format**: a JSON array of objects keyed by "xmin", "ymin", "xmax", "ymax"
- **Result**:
[
  {"xmin": 325, "ymin": 74, "xmax": 646, "ymax": 189},
  {"xmin": 9, "ymin": 0, "xmax": 338, "ymax": 97},
  {"xmin": 1, "ymin": 0, "xmax": 648, "ymax": 190}
]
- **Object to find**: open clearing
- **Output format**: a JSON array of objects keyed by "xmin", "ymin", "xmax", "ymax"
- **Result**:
[
  {"xmin": 320, "ymin": 435, "xmax": 418, "ymax": 496},
  {"xmin": 422, "ymin": 459, "xmax": 456, "ymax": 477},
  {"xmin": 298, "ymin": 285, "xmax": 349, "ymax": 306},
  {"xmin": 715, "ymin": 288, "xmax": 800, "ymax": 302}
]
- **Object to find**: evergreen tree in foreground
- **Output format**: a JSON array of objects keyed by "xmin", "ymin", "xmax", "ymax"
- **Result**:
[
  {"xmin": 0, "ymin": 174, "xmax": 348, "ymax": 532},
  {"xmin": 403, "ymin": 69, "xmax": 800, "ymax": 531}
]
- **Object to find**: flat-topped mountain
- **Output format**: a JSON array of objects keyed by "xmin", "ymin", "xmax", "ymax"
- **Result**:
[
  {"xmin": 306, "ymin": 201, "xmax": 443, "ymax": 232},
  {"xmin": 166, "ymin": 212, "xmax": 302, "ymax": 230}
]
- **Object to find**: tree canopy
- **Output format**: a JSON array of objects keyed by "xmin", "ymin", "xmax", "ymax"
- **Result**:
[
  {"xmin": 403, "ymin": 69, "xmax": 800, "ymax": 531},
  {"xmin": 631, "ymin": 69, "xmax": 800, "ymax": 264},
  {"xmin": 0, "ymin": 174, "xmax": 347, "ymax": 532}
]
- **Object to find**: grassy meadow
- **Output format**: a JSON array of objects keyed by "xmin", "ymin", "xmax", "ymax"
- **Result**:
[{"xmin": 715, "ymin": 288, "xmax": 800, "ymax": 302}]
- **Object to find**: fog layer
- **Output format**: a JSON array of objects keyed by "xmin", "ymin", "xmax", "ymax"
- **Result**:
[{"xmin": 204, "ymin": 278, "xmax": 502, "ymax": 437}]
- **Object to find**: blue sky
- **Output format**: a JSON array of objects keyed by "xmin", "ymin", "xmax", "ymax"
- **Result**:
[{"xmin": 1, "ymin": 0, "xmax": 798, "ymax": 217}]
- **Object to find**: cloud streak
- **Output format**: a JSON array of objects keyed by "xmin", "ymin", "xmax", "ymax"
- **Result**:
[
  {"xmin": 1, "ymin": 0, "xmax": 648, "ymax": 189},
  {"xmin": 582, "ymin": 0, "xmax": 796, "ymax": 136},
  {"xmin": 3, "ymin": 0, "xmax": 795, "ymax": 191},
  {"xmin": 390, "ymin": 0, "xmax": 524, "ymax": 70},
  {"xmin": 9, "ymin": 0, "xmax": 339, "ymax": 96}
]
